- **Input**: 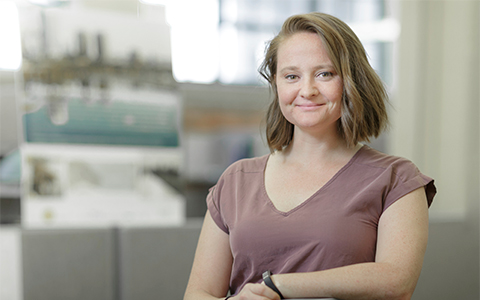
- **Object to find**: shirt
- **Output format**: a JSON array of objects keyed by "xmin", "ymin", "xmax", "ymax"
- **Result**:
[{"xmin": 207, "ymin": 145, "xmax": 436, "ymax": 295}]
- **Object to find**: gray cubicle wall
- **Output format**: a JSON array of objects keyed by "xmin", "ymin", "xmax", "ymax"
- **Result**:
[
  {"xmin": 119, "ymin": 220, "xmax": 202, "ymax": 300},
  {"xmin": 21, "ymin": 221, "xmax": 202, "ymax": 300},
  {"xmin": 22, "ymin": 228, "xmax": 116, "ymax": 300}
]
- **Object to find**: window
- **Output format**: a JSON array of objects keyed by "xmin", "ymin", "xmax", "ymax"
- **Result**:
[{"xmin": 167, "ymin": 0, "xmax": 399, "ymax": 86}]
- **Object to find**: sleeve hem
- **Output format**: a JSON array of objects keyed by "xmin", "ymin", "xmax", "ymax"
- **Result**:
[
  {"xmin": 206, "ymin": 186, "xmax": 229, "ymax": 234},
  {"xmin": 383, "ymin": 175, "xmax": 436, "ymax": 212}
]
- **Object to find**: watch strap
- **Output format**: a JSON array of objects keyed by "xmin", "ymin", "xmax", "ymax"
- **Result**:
[{"xmin": 262, "ymin": 270, "xmax": 284, "ymax": 299}]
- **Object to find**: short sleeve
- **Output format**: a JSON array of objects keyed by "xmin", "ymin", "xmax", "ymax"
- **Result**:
[
  {"xmin": 383, "ymin": 161, "xmax": 437, "ymax": 212},
  {"xmin": 206, "ymin": 185, "xmax": 229, "ymax": 234}
]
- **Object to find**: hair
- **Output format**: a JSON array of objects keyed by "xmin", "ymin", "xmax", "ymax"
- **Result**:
[{"xmin": 259, "ymin": 12, "xmax": 389, "ymax": 152}]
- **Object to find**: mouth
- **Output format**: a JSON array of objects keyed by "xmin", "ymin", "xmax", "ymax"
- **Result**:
[{"xmin": 295, "ymin": 103, "xmax": 325, "ymax": 110}]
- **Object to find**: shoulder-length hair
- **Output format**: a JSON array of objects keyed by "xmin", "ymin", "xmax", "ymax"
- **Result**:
[{"xmin": 259, "ymin": 12, "xmax": 389, "ymax": 152}]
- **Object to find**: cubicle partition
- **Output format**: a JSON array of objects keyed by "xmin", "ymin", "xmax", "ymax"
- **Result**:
[
  {"xmin": 21, "ymin": 220, "xmax": 202, "ymax": 300},
  {"xmin": 22, "ymin": 228, "xmax": 116, "ymax": 300}
]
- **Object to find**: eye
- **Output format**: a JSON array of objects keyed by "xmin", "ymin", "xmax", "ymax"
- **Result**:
[
  {"xmin": 317, "ymin": 71, "xmax": 333, "ymax": 78},
  {"xmin": 285, "ymin": 74, "xmax": 298, "ymax": 80}
]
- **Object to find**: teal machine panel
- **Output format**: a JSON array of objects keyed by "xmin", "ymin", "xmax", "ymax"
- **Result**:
[{"xmin": 23, "ymin": 97, "xmax": 179, "ymax": 147}]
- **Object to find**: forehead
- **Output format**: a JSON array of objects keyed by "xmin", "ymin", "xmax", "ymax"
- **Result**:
[{"xmin": 277, "ymin": 31, "xmax": 332, "ymax": 66}]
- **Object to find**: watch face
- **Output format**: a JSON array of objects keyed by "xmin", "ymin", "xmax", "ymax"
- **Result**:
[{"xmin": 262, "ymin": 271, "xmax": 271, "ymax": 280}]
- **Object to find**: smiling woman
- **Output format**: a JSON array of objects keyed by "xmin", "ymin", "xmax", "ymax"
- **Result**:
[{"xmin": 184, "ymin": 12, "xmax": 436, "ymax": 300}]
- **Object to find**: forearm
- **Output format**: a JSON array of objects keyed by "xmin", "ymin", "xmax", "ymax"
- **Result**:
[
  {"xmin": 273, "ymin": 262, "xmax": 419, "ymax": 300},
  {"xmin": 184, "ymin": 287, "xmax": 226, "ymax": 300}
]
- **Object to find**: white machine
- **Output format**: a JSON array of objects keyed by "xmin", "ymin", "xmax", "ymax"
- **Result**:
[{"xmin": 18, "ymin": 4, "xmax": 185, "ymax": 228}]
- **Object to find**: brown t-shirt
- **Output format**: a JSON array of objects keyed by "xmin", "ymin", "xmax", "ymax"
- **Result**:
[{"xmin": 207, "ymin": 145, "xmax": 436, "ymax": 295}]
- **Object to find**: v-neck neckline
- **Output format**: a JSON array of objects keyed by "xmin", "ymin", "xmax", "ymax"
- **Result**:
[{"xmin": 262, "ymin": 145, "xmax": 366, "ymax": 216}]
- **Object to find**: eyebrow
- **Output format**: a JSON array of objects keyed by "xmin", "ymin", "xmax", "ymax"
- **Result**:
[{"xmin": 278, "ymin": 64, "xmax": 335, "ymax": 74}]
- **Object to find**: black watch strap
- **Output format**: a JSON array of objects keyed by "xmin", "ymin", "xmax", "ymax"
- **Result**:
[{"xmin": 262, "ymin": 270, "xmax": 284, "ymax": 299}]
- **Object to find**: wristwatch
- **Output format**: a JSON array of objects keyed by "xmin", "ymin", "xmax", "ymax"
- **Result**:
[{"xmin": 262, "ymin": 270, "xmax": 284, "ymax": 299}]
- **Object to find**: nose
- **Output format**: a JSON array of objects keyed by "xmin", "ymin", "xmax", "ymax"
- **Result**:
[{"xmin": 299, "ymin": 78, "xmax": 319, "ymax": 99}]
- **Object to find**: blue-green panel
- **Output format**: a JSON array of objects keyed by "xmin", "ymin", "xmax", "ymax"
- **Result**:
[{"xmin": 23, "ymin": 99, "xmax": 179, "ymax": 147}]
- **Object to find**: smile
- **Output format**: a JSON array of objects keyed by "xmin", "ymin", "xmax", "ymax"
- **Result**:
[{"xmin": 295, "ymin": 103, "xmax": 325, "ymax": 110}]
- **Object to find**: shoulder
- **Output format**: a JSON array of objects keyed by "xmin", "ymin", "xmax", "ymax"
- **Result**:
[
  {"xmin": 354, "ymin": 145, "xmax": 420, "ymax": 179},
  {"xmin": 207, "ymin": 155, "xmax": 269, "ymax": 233},
  {"xmin": 354, "ymin": 145, "xmax": 436, "ymax": 208},
  {"xmin": 221, "ymin": 154, "xmax": 269, "ymax": 177},
  {"xmin": 212, "ymin": 154, "xmax": 269, "ymax": 199}
]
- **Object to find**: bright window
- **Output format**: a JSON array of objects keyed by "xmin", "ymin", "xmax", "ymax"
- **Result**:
[{"xmin": 164, "ymin": 0, "xmax": 399, "ymax": 86}]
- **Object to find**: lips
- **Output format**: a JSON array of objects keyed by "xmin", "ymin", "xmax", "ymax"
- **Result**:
[
  {"xmin": 295, "ymin": 103, "xmax": 325, "ymax": 110},
  {"xmin": 297, "ymin": 103, "xmax": 323, "ymax": 107}
]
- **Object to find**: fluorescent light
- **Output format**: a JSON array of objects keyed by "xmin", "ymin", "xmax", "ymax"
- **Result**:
[{"xmin": 0, "ymin": 1, "xmax": 22, "ymax": 71}]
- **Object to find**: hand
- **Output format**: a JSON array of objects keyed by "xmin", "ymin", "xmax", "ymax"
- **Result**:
[{"xmin": 230, "ymin": 283, "xmax": 281, "ymax": 300}]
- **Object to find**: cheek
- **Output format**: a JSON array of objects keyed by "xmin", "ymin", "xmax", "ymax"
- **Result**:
[
  {"xmin": 326, "ymin": 83, "xmax": 344, "ymax": 108},
  {"xmin": 329, "ymin": 80, "xmax": 344, "ymax": 98},
  {"xmin": 277, "ymin": 86, "xmax": 295, "ymax": 106},
  {"xmin": 276, "ymin": 96, "xmax": 294, "ymax": 122}
]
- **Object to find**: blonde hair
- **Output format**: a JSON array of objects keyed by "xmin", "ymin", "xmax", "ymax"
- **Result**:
[{"xmin": 259, "ymin": 12, "xmax": 389, "ymax": 152}]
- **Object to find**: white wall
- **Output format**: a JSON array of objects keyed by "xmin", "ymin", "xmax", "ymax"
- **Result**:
[
  {"xmin": 390, "ymin": 2, "xmax": 479, "ymax": 299},
  {"xmin": 0, "ymin": 226, "xmax": 23, "ymax": 300},
  {"xmin": 390, "ymin": 0, "xmax": 479, "ymax": 222}
]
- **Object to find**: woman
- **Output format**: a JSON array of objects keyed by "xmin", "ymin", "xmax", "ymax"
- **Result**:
[{"xmin": 184, "ymin": 12, "xmax": 436, "ymax": 300}]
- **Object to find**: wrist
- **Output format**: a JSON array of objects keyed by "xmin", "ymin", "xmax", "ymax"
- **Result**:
[
  {"xmin": 271, "ymin": 274, "xmax": 281, "ymax": 289},
  {"xmin": 271, "ymin": 274, "xmax": 287, "ymax": 298},
  {"xmin": 262, "ymin": 271, "xmax": 285, "ymax": 299}
]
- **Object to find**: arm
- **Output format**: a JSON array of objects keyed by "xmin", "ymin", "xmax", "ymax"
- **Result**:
[
  {"xmin": 184, "ymin": 211, "xmax": 280, "ymax": 300},
  {"xmin": 271, "ymin": 187, "xmax": 429, "ymax": 300}
]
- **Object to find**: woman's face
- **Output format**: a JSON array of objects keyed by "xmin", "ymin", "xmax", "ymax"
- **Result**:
[{"xmin": 275, "ymin": 31, "xmax": 343, "ymax": 135}]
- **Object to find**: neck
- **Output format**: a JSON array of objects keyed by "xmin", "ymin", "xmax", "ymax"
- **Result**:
[{"xmin": 280, "ymin": 127, "xmax": 361, "ymax": 166}]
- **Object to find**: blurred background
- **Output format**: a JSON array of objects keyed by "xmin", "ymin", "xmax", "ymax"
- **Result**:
[{"xmin": 0, "ymin": 0, "xmax": 478, "ymax": 299}]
